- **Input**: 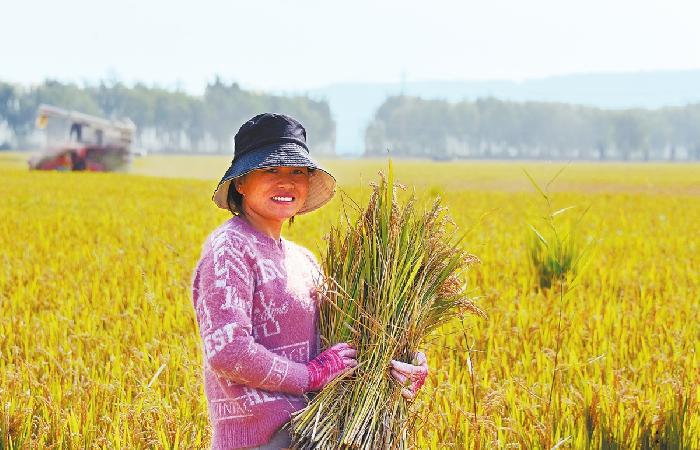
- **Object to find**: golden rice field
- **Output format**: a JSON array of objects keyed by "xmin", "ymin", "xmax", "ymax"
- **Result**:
[{"xmin": 1, "ymin": 151, "xmax": 699, "ymax": 449}]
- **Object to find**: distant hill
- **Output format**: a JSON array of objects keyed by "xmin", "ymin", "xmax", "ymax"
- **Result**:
[{"xmin": 305, "ymin": 70, "xmax": 700, "ymax": 155}]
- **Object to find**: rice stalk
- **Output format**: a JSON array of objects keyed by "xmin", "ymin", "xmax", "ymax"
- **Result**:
[{"xmin": 289, "ymin": 160, "xmax": 484, "ymax": 449}]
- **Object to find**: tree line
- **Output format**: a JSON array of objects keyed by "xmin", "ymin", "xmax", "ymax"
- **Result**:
[
  {"xmin": 0, "ymin": 79, "xmax": 336, "ymax": 154},
  {"xmin": 4, "ymin": 80, "xmax": 699, "ymax": 160},
  {"xmin": 365, "ymin": 96, "xmax": 700, "ymax": 160}
]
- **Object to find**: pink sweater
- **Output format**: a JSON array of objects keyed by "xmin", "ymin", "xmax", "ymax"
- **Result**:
[{"xmin": 191, "ymin": 215, "xmax": 322, "ymax": 449}]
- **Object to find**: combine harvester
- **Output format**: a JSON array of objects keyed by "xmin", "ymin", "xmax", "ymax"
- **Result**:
[{"xmin": 29, "ymin": 104, "xmax": 137, "ymax": 171}]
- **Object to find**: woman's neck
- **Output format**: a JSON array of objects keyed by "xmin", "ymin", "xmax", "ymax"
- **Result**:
[{"xmin": 238, "ymin": 210, "xmax": 283, "ymax": 241}]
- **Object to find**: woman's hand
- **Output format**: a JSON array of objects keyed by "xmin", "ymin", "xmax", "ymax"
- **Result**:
[
  {"xmin": 306, "ymin": 342, "xmax": 357, "ymax": 391},
  {"xmin": 390, "ymin": 351, "xmax": 428, "ymax": 401}
]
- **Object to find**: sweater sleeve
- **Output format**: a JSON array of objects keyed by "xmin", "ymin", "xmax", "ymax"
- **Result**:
[{"xmin": 192, "ymin": 235, "xmax": 310, "ymax": 396}]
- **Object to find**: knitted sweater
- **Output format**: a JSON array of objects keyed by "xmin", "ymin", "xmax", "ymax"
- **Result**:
[{"xmin": 191, "ymin": 215, "xmax": 322, "ymax": 449}]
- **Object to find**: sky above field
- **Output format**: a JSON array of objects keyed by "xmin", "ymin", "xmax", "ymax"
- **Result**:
[{"xmin": 3, "ymin": 0, "xmax": 700, "ymax": 93}]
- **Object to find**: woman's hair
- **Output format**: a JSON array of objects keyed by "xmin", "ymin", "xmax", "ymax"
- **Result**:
[{"xmin": 226, "ymin": 181, "xmax": 244, "ymax": 216}]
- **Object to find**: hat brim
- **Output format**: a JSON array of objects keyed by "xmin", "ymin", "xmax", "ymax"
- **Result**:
[{"xmin": 212, "ymin": 142, "xmax": 336, "ymax": 215}]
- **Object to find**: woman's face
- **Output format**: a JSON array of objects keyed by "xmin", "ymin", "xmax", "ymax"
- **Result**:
[{"xmin": 234, "ymin": 166, "xmax": 310, "ymax": 223}]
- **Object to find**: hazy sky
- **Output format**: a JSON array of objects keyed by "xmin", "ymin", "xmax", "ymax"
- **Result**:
[{"xmin": 3, "ymin": 0, "xmax": 699, "ymax": 93}]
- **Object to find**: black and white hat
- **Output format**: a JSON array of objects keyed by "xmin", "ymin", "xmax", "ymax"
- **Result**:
[{"xmin": 212, "ymin": 113, "xmax": 336, "ymax": 214}]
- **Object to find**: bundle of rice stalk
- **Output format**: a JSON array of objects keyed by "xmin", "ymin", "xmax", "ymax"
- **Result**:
[{"xmin": 289, "ymin": 161, "xmax": 485, "ymax": 449}]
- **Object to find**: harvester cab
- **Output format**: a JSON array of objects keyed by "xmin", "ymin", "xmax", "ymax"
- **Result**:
[{"xmin": 29, "ymin": 104, "xmax": 136, "ymax": 172}]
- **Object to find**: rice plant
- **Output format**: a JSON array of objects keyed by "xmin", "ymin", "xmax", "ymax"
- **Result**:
[
  {"xmin": 288, "ymin": 161, "xmax": 484, "ymax": 449},
  {"xmin": 522, "ymin": 165, "xmax": 596, "ymax": 443},
  {"xmin": 523, "ymin": 166, "xmax": 594, "ymax": 291}
]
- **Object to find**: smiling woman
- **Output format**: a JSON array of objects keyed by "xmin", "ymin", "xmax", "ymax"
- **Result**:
[
  {"xmin": 193, "ymin": 114, "xmax": 353, "ymax": 449},
  {"xmin": 191, "ymin": 113, "xmax": 428, "ymax": 449}
]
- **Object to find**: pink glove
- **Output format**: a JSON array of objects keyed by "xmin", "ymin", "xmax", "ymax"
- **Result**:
[
  {"xmin": 390, "ymin": 351, "xmax": 428, "ymax": 400},
  {"xmin": 306, "ymin": 342, "xmax": 357, "ymax": 391}
]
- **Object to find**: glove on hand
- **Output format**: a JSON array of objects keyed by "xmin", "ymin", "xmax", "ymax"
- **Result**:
[
  {"xmin": 306, "ymin": 342, "xmax": 357, "ymax": 391},
  {"xmin": 390, "ymin": 351, "xmax": 428, "ymax": 400}
]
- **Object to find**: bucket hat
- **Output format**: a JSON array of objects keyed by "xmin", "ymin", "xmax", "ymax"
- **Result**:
[{"xmin": 212, "ymin": 113, "xmax": 336, "ymax": 214}]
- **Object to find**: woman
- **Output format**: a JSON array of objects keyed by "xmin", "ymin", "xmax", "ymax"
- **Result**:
[{"xmin": 191, "ymin": 113, "xmax": 428, "ymax": 449}]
